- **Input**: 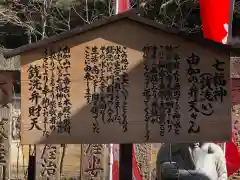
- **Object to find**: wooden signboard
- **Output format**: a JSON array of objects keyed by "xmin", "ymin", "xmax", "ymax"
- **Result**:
[
  {"xmin": 35, "ymin": 144, "xmax": 61, "ymax": 180},
  {"xmin": 18, "ymin": 15, "xmax": 231, "ymax": 144}
]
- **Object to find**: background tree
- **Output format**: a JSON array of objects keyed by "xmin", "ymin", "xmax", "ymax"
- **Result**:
[{"xmin": 0, "ymin": 0, "xmax": 240, "ymax": 48}]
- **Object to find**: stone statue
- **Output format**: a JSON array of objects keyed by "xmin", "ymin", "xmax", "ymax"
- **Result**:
[{"xmin": 156, "ymin": 143, "xmax": 227, "ymax": 180}]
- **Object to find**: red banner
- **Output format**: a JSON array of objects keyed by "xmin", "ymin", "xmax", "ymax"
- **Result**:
[
  {"xmin": 225, "ymin": 132, "xmax": 240, "ymax": 176},
  {"xmin": 115, "ymin": 0, "xmax": 130, "ymax": 14},
  {"xmin": 199, "ymin": 0, "xmax": 231, "ymax": 43}
]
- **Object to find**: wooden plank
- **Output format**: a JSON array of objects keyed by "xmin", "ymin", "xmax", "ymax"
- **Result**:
[
  {"xmin": 0, "ymin": 105, "xmax": 10, "ymax": 180},
  {"xmin": 81, "ymin": 144, "xmax": 105, "ymax": 180},
  {"xmin": 20, "ymin": 21, "xmax": 231, "ymax": 144},
  {"xmin": 150, "ymin": 144, "xmax": 162, "ymax": 180},
  {"xmin": 0, "ymin": 71, "xmax": 15, "ymax": 180},
  {"xmin": 60, "ymin": 144, "xmax": 81, "ymax": 179},
  {"xmin": 35, "ymin": 144, "xmax": 61, "ymax": 180}
]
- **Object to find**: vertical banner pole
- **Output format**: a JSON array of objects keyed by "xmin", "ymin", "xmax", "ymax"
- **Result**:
[
  {"xmin": 169, "ymin": 143, "xmax": 172, "ymax": 163},
  {"xmin": 119, "ymin": 144, "xmax": 132, "ymax": 180},
  {"xmin": 27, "ymin": 153, "xmax": 36, "ymax": 180},
  {"xmin": 226, "ymin": 0, "xmax": 235, "ymax": 159},
  {"xmin": 8, "ymin": 103, "xmax": 13, "ymax": 180},
  {"xmin": 109, "ymin": 144, "xmax": 113, "ymax": 180},
  {"xmin": 223, "ymin": 142, "xmax": 226, "ymax": 154},
  {"xmin": 115, "ymin": 0, "xmax": 118, "ymax": 15},
  {"xmin": 136, "ymin": 0, "xmax": 139, "ymax": 10},
  {"xmin": 115, "ymin": 0, "xmax": 132, "ymax": 179},
  {"xmin": 79, "ymin": 144, "xmax": 83, "ymax": 180},
  {"xmin": 227, "ymin": 0, "xmax": 235, "ymax": 43}
]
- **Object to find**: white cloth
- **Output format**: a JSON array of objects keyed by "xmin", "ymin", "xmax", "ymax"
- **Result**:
[{"xmin": 156, "ymin": 143, "xmax": 227, "ymax": 180}]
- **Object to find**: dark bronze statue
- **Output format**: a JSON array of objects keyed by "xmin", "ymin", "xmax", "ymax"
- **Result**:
[{"xmin": 156, "ymin": 143, "xmax": 227, "ymax": 180}]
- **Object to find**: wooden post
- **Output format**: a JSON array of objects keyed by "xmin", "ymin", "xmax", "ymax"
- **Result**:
[
  {"xmin": 136, "ymin": 0, "xmax": 139, "ymax": 9},
  {"xmin": 79, "ymin": 144, "xmax": 83, "ymax": 180},
  {"xmin": 27, "ymin": 155, "xmax": 36, "ymax": 180},
  {"xmin": 119, "ymin": 144, "xmax": 132, "ymax": 180},
  {"xmin": 0, "ymin": 104, "xmax": 11, "ymax": 180},
  {"xmin": 81, "ymin": 144, "xmax": 105, "ymax": 180},
  {"xmin": 35, "ymin": 145, "xmax": 60, "ymax": 180}
]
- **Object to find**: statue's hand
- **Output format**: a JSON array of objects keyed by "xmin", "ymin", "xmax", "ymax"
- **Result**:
[{"xmin": 161, "ymin": 162, "xmax": 179, "ymax": 179}]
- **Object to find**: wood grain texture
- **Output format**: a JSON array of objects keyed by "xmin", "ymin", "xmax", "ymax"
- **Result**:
[
  {"xmin": 20, "ymin": 19, "xmax": 231, "ymax": 144},
  {"xmin": 35, "ymin": 145, "xmax": 61, "ymax": 180}
]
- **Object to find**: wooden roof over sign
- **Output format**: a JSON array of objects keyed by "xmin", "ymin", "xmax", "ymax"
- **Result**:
[{"xmin": 3, "ymin": 9, "xmax": 240, "ymax": 58}]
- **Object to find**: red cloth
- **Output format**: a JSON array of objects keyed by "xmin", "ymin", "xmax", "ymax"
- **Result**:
[
  {"xmin": 116, "ymin": 0, "xmax": 130, "ymax": 14},
  {"xmin": 112, "ymin": 161, "xmax": 119, "ymax": 180},
  {"xmin": 112, "ymin": 144, "xmax": 119, "ymax": 180},
  {"xmin": 199, "ymin": 0, "xmax": 231, "ymax": 43},
  {"xmin": 225, "ymin": 132, "xmax": 240, "ymax": 176}
]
